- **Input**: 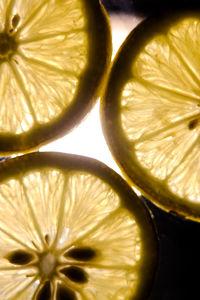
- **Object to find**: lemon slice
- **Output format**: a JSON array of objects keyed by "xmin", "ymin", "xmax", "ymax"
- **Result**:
[
  {"xmin": 0, "ymin": 152, "xmax": 157, "ymax": 299},
  {"xmin": 0, "ymin": 0, "xmax": 111, "ymax": 154},
  {"xmin": 101, "ymin": 11, "xmax": 200, "ymax": 221}
]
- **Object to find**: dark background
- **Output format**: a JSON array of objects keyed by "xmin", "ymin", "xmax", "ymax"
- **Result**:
[
  {"xmin": 101, "ymin": 0, "xmax": 200, "ymax": 299},
  {"xmin": 101, "ymin": 0, "xmax": 200, "ymax": 15}
]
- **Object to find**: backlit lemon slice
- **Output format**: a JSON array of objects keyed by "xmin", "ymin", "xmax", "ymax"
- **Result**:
[
  {"xmin": 0, "ymin": 0, "xmax": 111, "ymax": 154},
  {"xmin": 0, "ymin": 152, "xmax": 157, "ymax": 299},
  {"xmin": 101, "ymin": 11, "xmax": 200, "ymax": 221}
]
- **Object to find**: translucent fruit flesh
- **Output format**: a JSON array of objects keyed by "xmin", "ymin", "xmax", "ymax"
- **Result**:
[{"xmin": 0, "ymin": 152, "xmax": 157, "ymax": 300}]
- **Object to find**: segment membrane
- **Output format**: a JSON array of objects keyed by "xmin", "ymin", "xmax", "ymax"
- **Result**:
[
  {"xmin": 16, "ymin": 0, "xmax": 85, "ymax": 40},
  {"xmin": 135, "ymin": 122, "xmax": 199, "ymax": 180},
  {"xmin": 0, "ymin": 62, "xmax": 34, "ymax": 133},
  {"xmin": 121, "ymin": 79, "xmax": 200, "ymax": 141},
  {"xmin": 56, "ymin": 172, "xmax": 121, "ymax": 250},
  {"xmin": 0, "ymin": 178, "xmax": 44, "ymax": 251},
  {"xmin": 0, "ymin": 269, "xmax": 38, "ymax": 299},
  {"xmin": 77, "ymin": 208, "xmax": 141, "ymax": 267},
  {"xmin": 0, "ymin": 0, "xmax": 11, "ymax": 31},
  {"xmin": 133, "ymin": 30, "xmax": 200, "ymax": 97},
  {"xmin": 168, "ymin": 17, "xmax": 200, "ymax": 87},
  {"xmin": 13, "ymin": 54, "xmax": 79, "ymax": 124},
  {"xmin": 22, "ymin": 168, "xmax": 65, "ymax": 246},
  {"xmin": 19, "ymin": 31, "xmax": 87, "ymax": 74}
]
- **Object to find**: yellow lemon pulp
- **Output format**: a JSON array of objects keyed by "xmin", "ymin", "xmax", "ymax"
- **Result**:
[
  {"xmin": 101, "ymin": 11, "xmax": 200, "ymax": 221},
  {"xmin": 0, "ymin": 0, "xmax": 111, "ymax": 154},
  {"xmin": 0, "ymin": 152, "xmax": 157, "ymax": 299}
]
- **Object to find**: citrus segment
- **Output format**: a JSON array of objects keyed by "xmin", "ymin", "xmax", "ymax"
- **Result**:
[
  {"xmin": 10, "ymin": 55, "xmax": 78, "ymax": 125},
  {"xmin": 0, "ymin": 62, "xmax": 34, "ymax": 133},
  {"xmin": 101, "ymin": 11, "xmax": 200, "ymax": 221},
  {"xmin": 0, "ymin": 152, "xmax": 157, "ymax": 299},
  {"xmin": 0, "ymin": 0, "xmax": 112, "ymax": 154},
  {"xmin": 0, "ymin": 271, "xmax": 37, "ymax": 300}
]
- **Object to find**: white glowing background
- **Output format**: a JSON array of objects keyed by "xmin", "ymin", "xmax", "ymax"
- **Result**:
[{"xmin": 42, "ymin": 14, "xmax": 142, "ymax": 179}]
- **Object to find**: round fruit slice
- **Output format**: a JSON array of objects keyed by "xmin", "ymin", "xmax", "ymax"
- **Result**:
[
  {"xmin": 0, "ymin": 0, "xmax": 111, "ymax": 154},
  {"xmin": 0, "ymin": 152, "xmax": 157, "ymax": 299},
  {"xmin": 101, "ymin": 11, "xmax": 200, "ymax": 222}
]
